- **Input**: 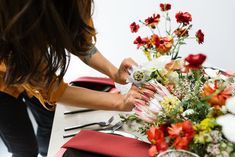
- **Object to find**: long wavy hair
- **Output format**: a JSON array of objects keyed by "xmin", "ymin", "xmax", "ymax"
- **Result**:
[{"xmin": 0, "ymin": 0, "xmax": 96, "ymax": 85}]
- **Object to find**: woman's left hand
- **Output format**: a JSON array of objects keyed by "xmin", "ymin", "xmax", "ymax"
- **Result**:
[{"xmin": 114, "ymin": 58, "xmax": 137, "ymax": 84}]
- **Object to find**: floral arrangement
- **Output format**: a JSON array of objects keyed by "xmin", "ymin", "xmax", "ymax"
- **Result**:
[{"xmin": 122, "ymin": 3, "xmax": 235, "ymax": 157}]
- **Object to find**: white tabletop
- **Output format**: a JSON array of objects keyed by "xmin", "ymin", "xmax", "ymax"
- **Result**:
[{"xmin": 47, "ymin": 104, "xmax": 125, "ymax": 157}]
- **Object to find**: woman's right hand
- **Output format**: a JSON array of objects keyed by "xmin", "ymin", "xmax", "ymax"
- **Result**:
[{"xmin": 118, "ymin": 85, "xmax": 155, "ymax": 111}]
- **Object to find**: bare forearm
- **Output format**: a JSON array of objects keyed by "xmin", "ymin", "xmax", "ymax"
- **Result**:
[
  {"xmin": 79, "ymin": 50, "xmax": 118, "ymax": 80},
  {"xmin": 58, "ymin": 85, "xmax": 124, "ymax": 111}
]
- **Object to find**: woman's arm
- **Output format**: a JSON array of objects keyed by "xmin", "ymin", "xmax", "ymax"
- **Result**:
[
  {"xmin": 79, "ymin": 48, "xmax": 136, "ymax": 84},
  {"xmin": 57, "ymin": 85, "xmax": 149, "ymax": 111},
  {"xmin": 79, "ymin": 49, "xmax": 118, "ymax": 80}
]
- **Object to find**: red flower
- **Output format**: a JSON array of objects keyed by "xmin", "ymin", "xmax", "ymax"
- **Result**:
[
  {"xmin": 145, "ymin": 14, "xmax": 160, "ymax": 29},
  {"xmin": 147, "ymin": 126, "xmax": 168, "ymax": 156},
  {"xmin": 130, "ymin": 22, "xmax": 140, "ymax": 33},
  {"xmin": 148, "ymin": 145, "xmax": 157, "ymax": 157},
  {"xmin": 160, "ymin": 3, "xmax": 171, "ymax": 11},
  {"xmin": 133, "ymin": 36, "xmax": 149, "ymax": 48},
  {"xmin": 174, "ymin": 28, "xmax": 189, "ymax": 37},
  {"xmin": 150, "ymin": 34, "xmax": 160, "ymax": 48},
  {"xmin": 184, "ymin": 53, "xmax": 206, "ymax": 70},
  {"xmin": 168, "ymin": 121, "xmax": 195, "ymax": 150},
  {"xmin": 175, "ymin": 12, "xmax": 192, "ymax": 25},
  {"xmin": 196, "ymin": 29, "xmax": 204, "ymax": 44}
]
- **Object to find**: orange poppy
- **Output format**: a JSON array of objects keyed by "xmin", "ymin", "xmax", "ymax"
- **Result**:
[
  {"xmin": 203, "ymin": 80, "xmax": 232, "ymax": 108},
  {"xmin": 157, "ymin": 36, "xmax": 174, "ymax": 54}
]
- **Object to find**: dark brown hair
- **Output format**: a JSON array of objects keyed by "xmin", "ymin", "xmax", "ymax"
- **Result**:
[{"xmin": 0, "ymin": 0, "xmax": 96, "ymax": 85}]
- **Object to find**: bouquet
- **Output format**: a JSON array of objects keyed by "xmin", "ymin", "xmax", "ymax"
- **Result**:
[{"xmin": 121, "ymin": 3, "xmax": 235, "ymax": 157}]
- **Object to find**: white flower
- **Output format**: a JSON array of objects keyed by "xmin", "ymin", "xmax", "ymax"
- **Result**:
[
  {"xmin": 182, "ymin": 109, "xmax": 195, "ymax": 117},
  {"xmin": 142, "ymin": 55, "xmax": 171, "ymax": 72},
  {"xmin": 127, "ymin": 56, "xmax": 171, "ymax": 87},
  {"xmin": 225, "ymin": 96, "xmax": 235, "ymax": 114},
  {"xmin": 127, "ymin": 65, "xmax": 150, "ymax": 86},
  {"xmin": 216, "ymin": 114, "xmax": 235, "ymax": 143},
  {"xmin": 204, "ymin": 68, "xmax": 234, "ymax": 81},
  {"xmin": 204, "ymin": 68, "xmax": 220, "ymax": 78}
]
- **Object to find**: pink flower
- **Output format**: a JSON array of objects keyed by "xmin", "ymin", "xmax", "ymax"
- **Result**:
[
  {"xmin": 133, "ymin": 82, "xmax": 172, "ymax": 123},
  {"xmin": 134, "ymin": 104, "xmax": 157, "ymax": 123},
  {"xmin": 130, "ymin": 22, "xmax": 140, "ymax": 33}
]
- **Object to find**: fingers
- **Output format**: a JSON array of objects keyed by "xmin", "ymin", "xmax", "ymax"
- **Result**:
[
  {"xmin": 115, "ymin": 58, "xmax": 137, "ymax": 85},
  {"xmin": 142, "ymin": 83, "xmax": 157, "ymax": 92},
  {"xmin": 139, "ymin": 87, "xmax": 155, "ymax": 98},
  {"xmin": 121, "ymin": 83, "xmax": 157, "ymax": 111},
  {"xmin": 122, "ymin": 57, "xmax": 138, "ymax": 70},
  {"xmin": 130, "ymin": 85, "xmax": 153, "ymax": 103},
  {"xmin": 131, "ymin": 84, "xmax": 155, "ymax": 99}
]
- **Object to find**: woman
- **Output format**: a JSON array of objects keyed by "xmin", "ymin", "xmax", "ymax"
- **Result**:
[{"xmin": 0, "ymin": 0, "xmax": 153, "ymax": 157}]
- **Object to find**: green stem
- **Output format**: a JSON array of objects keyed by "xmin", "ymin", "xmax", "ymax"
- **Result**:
[
  {"xmin": 171, "ymin": 23, "xmax": 182, "ymax": 36},
  {"xmin": 139, "ymin": 20, "xmax": 155, "ymax": 34},
  {"xmin": 156, "ymin": 70, "xmax": 165, "ymax": 81},
  {"xmin": 156, "ymin": 26, "xmax": 161, "ymax": 36},
  {"xmin": 171, "ymin": 38, "xmax": 182, "ymax": 59},
  {"xmin": 167, "ymin": 12, "xmax": 172, "ymax": 34}
]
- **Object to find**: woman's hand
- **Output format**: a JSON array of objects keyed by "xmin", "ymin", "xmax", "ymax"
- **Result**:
[
  {"xmin": 58, "ymin": 81, "xmax": 156, "ymax": 112},
  {"xmin": 114, "ymin": 58, "xmax": 137, "ymax": 84},
  {"xmin": 118, "ymin": 85, "xmax": 155, "ymax": 111}
]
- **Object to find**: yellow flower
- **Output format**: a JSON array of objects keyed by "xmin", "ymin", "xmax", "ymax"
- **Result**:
[
  {"xmin": 160, "ymin": 96, "xmax": 182, "ymax": 113},
  {"xmin": 194, "ymin": 130, "xmax": 212, "ymax": 144},
  {"xmin": 193, "ymin": 118, "xmax": 216, "ymax": 144},
  {"xmin": 195, "ymin": 118, "xmax": 216, "ymax": 131}
]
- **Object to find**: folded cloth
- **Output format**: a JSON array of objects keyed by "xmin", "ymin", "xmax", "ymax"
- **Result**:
[
  {"xmin": 62, "ymin": 148, "xmax": 108, "ymax": 157},
  {"xmin": 62, "ymin": 130, "xmax": 150, "ymax": 157}
]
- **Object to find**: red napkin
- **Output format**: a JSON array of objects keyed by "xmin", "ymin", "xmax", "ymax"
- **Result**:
[
  {"xmin": 62, "ymin": 130, "xmax": 150, "ymax": 157},
  {"xmin": 70, "ymin": 76, "xmax": 115, "ymax": 86}
]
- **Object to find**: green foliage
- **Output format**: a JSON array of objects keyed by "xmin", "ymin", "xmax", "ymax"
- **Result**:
[
  {"xmin": 182, "ymin": 101, "xmax": 210, "ymax": 123},
  {"xmin": 189, "ymin": 143, "xmax": 207, "ymax": 156}
]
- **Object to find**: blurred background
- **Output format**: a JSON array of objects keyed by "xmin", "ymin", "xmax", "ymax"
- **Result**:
[{"xmin": 1, "ymin": 0, "xmax": 235, "ymax": 156}]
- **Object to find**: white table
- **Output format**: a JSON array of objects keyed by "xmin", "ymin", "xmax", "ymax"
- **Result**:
[{"xmin": 47, "ymin": 104, "xmax": 124, "ymax": 157}]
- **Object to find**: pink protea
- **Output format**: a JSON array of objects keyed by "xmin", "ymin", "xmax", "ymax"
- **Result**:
[{"xmin": 133, "ymin": 81, "xmax": 174, "ymax": 123}]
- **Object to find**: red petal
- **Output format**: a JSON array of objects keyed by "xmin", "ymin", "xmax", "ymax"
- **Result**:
[{"xmin": 148, "ymin": 145, "xmax": 157, "ymax": 157}]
